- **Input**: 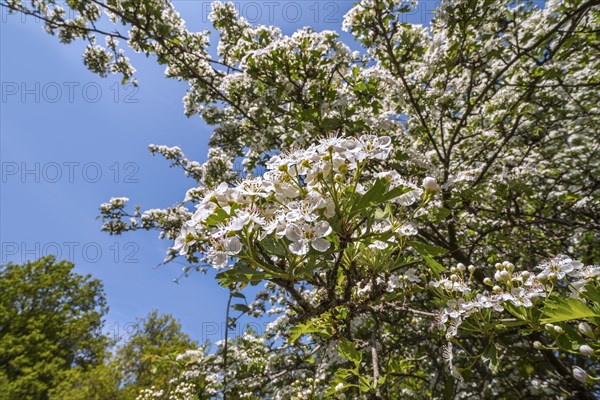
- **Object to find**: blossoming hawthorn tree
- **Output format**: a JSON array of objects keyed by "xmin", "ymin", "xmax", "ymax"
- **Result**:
[{"xmin": 5, "ymin": 0, "xmax": 600, "ymax": 398}]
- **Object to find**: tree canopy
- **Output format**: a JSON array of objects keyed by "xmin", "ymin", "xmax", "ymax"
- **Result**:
[
  {"xmin": 0, "ymin": 256, "xmax": 108, "ymax": 400},
  {"xmin": 3, "ymin": 0, "xmax": 600, "ymax": 398},
  {"xmin": 0, "ymin": 255, "xmax": 198, "ymax": 400}
]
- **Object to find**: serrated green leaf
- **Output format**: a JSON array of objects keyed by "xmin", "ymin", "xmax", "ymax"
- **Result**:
[
  {"xmin": 353, "ymin": 179, "xmax": 387, "ymax": 212},
  {"xmin": 423, "ymin": 255, "xmax": 445, "ymax": 277},
  {"xmin": 338, "ymin": 339, "xmax": 362, "ymax": 366},
  {"xmin": 409, "ymin": 241, "xmax": 448, "ymax": 257},
  {"xmin": 231, "ymin": 303, "xmax": 250, "ymax": 313},
  {"xmin": 541, "ymin": 298, "xmax": 599, "ymax": 324}
]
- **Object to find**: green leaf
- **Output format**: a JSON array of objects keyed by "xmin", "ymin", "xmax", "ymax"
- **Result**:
[
  {"xmin": 582, "ymin": 283, "xmax": 600, "ymax": 307},
  {"xmin": 556, "ymin": 324, "xmax": 587, "ymax": 352},
  {"xmin": 352, "ymin": 179, "xmax": 387, "ymax": 212},
  {"xmin": 423, "ymin": 255, "xmax": 446, "ymax": 277},
  {"xmin": 482, "ymin": 342, "xmax": 498, "ymax": 372},
  {"xmin": 261, "ymin": 237, "xmax": 287, "ymax": 257},
  {"xmin": 409, "ymin": 241, "xmax": 448, "ymax": 257},
  {"xmin": 358, "ymin": 375, "xmax": 372, "ymax": 392},
  {"xmin": 379, "ymin": 185, "xmax": 412, "ymax": 203},
  {"xmin": 338, "ymin": 339, "xmax": 362, "ymax": 366},
  {"xmin": 436, "ymin": 207, "xmax": 452, "ymax": 221},
  {"xmin": 289, "ymin": 319, "xmax": 333, "ymax": 343},
  {"xmin": 541, "ymin": 297, "xmax": 600, "ymax": 324},
  {"xmin": 231, "ymin": 304, "xmax": 250, "ymax": 313},
  {"xmin": 204, "ymin": 207, "xmax": 230, "ymax": 226}
]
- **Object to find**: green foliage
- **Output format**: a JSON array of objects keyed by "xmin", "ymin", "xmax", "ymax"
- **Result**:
[
  {"xmin": 541, "ymin": 298, "xmax": 600, "ymax": 324},
  {"xmin": 0, "ymin": 256, "xmax": 108, "ymax": 400},
  {"xmin": 114, "ymin": 310, "xmax": 198, "ymax": 399},
  {"xmin": 48, "ymin": 364, "xmax": 123, "ymax": 400}
]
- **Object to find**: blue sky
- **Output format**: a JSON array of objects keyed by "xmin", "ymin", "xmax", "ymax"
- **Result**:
[{"xmin": 0, "ymin": 1, "xmax": 435, "ymax": 343}]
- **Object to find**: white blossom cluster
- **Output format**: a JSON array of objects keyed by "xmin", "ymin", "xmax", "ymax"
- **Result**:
[
  {"xmin": 434, "ymin": 256, "xmax": 599, "ymax": 339},
  {"xmin": 173, "ymin": 134, "xmax": 425, "ymax": 269},
  {"xmin": 434, "ymin": 256, "xmax": 600, "ymax": 382}
]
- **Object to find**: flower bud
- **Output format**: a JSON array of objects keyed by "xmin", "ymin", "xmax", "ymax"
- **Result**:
[
  {"xmin": 533, "ymin": 341, "xmax": 543, "ymax": 349},
  {"xmin": 573, "ymin": 366, "xmax": 590, "ymax": 383},
  {"xmin": 483, "ymin": 277, "xmax": 493, "ymax": 286},
  {"xmin": 580, "ymin": 344, "xmax": 594, "ymax": 356},
  {"xmin": 545, "ymin": 324, "xmax": 555, "ymax": 332},
  {"xmin": 422, "ymin": 177, "xmax": 439, "ymax": 192},
  {"xmin": 578, "ymin": 322, "xmax": 594, "ymax": 338},
  {"xmin": 554, "ymin": 325, "xmax": 564, "ymax": 334},
  {"xmin": 493, "ymin": 285, "xmax": 501, "ymax": 293},
  {"xmin": 468, "ymin": 265, "xmax": 476, "ymax": 274}
]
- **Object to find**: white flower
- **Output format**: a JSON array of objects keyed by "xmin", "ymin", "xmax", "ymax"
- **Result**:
[
  {"xmin": 189, "ymin": 201, "xmax": 217, "ymax": 225},
  {"xmin": 579, "ymin": 344, "xmax": 594, "ymax": 356},
  {"xmin": 578, "ymin": 322, "xmax": 594, "ymax": 338},
  {"xmin": 403, "ymin": 268, "xmax": 421, "ymax": 283},
  {"xmin": 285, "ymin": 221, "xmax": 332, "ymax": 255},
  {"xmin": 399, "ymin": 223, "xmax": 418, "ymax": 236},
  {"xmin": 422, "ymin": 177, "xmax": 439, "ymax": 192},
  {"xmin": 573, "ymin": 366, "xmax": 590, "ymax": 383},
  {"xmin": 395, "ymin": 187, "xmax": 423, "ymax": 206},
  {"xmin": 509, "ymin": 287, "xmax": 533, "ymax": 307},
  {"xmin": 206, "ymin": 182, "xmax": 231, "ymax": 205},
  {"xmin": 537, "ymin": 255, "xmax": 583, "ymax": 280},
  {"xmin": 354, "ymin": 134, "xmax": 392, "ymax": 161},
  {"xmin": 228, "ymin": 210, "xmax": 259, "ymax": 231},
  {"xmin": 285, "ymin": 199, "xmax": 320, "ymax": 223},
  {"xmin": 237, "ymin": 177, "xmax": 274, "ymax": 199},
  {"xmin": 173, "ymin": 224, "xmax": 196, "ymax": 256},
  {"xmin": 207, "ymin": 237, "xmax": 243, "ymax": 269}
]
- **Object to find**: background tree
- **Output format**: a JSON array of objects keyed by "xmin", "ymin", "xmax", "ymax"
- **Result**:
[
  {"xmin": 48, "ymin": 363, "xmax": 123, "ymax": 400},
  {"xmin": 114, "ymin": 310, "xmax": 198, "ymax": 399},
  {"xmin": 0, "ymin": 256, "xmax": 108, "ymax": 400}
]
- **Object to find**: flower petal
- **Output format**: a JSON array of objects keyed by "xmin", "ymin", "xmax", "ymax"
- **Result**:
[
  {"xmin": 314, "ymin": 221, "xmax": 332, "ymax": 237},
  {"xmin": 311, "ymin": 238, "xmax": 330, "ymax": 252},
  {"xmin": 289, "ymin": 240, "xmax": 309, "ymax": 255}
]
